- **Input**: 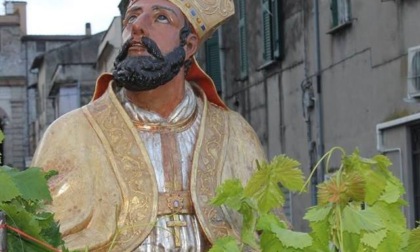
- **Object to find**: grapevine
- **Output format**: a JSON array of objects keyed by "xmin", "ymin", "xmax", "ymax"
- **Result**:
[{"xmin": 210, "ymin": 148, "xmax": 420, "ymax": 251}]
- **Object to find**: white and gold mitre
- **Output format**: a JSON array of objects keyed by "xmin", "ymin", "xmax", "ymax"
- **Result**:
[{"xmin": 128, "ymin": 0, "xmax": 235, "ymax": 42}]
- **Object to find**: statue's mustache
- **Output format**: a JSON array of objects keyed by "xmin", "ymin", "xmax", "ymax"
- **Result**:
[{"xmin": 116, "ymin": 36, "xmax": 164, "ymax": 65}]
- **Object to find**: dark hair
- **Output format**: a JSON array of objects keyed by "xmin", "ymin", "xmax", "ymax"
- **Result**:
[{"xmin": 180, "ymin": 20, "xmax": 194, "ymax": 75}]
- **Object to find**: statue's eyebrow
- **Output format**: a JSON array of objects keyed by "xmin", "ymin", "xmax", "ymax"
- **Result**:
[{"xmin": 151, "ymin": 5, "xmax": 178, "ymax": 17}]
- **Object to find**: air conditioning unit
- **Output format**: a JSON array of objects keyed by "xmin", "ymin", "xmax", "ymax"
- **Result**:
[{"xmin": 407, "ymin": 45, "xmax": 420, "ymax": 100}]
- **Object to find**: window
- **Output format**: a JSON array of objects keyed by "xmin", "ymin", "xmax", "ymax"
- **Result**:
[
  {"xmin": 407, "ymin": 46, "xmax": 420, "ymax": 99},
  {"xmin": 58, "ymin": 85, "xmax": 80, "ymax": 118},
  {"xmin": 36, "ymin": 41, "xmax": 46, "ymax": 52},
  {"xmin": 330, "ymin": 0, "xmax": 351, "ymax": 28},
  {"xmin": 205, "ymin": 31, "xmax": 222, "ymax": 94},
  {"xmin": 411, "ymin": 52, "xmax": 420, "ymax": 90},
  {"xmin": 262, "ymin": 0, "xmax": 282, "ymax": 62},
  {"xmin": 238, "ymin": 0, "xmax": 248, "ymax": 79}
]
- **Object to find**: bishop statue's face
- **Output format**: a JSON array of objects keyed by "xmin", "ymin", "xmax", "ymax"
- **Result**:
[{"xmin": 112, "ymin": 0, "xmax": 191, "ymax": 91}]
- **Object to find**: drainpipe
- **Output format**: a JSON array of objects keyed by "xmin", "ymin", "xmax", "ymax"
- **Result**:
[
  {"xmin": 313, "ymin": 0, "xmax": 325, "ymax": 191},
  {"xmin": 218, "ymin": 28, "xmax": 226, "ymax": 98}
]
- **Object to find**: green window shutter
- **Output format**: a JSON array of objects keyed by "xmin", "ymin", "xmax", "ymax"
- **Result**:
[
  {"xmin": 330, "ymin": 0, "xmax": 338, "ymax": 27},
  {"xmin": 272, "ymin": 0, "xmax": 281, "ymax": 59},
  {"xmin": 239, "ymin": 0, "xmax": 248, "ymax": 78},
  {"xmin": 205, "ymin": 32, "xmax": 222, "ymax": 93},
  {"xmin": 262, "ymin": 0, "xmax": 272, "ymax": 61}
]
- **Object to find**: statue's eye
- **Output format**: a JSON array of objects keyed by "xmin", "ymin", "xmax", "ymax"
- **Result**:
[
  {"xmin": 156, "ymin": 14, "xmax": 169, "ymax": 24},
  {"xmin": 127, "ymin": 15, "xmax": 137, "ymax": 24}
]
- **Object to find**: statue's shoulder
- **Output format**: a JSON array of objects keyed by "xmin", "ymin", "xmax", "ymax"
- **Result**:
[
  {"xmin": 208, "ymin": 102, "xmax": 264, "ymax": 152},
  {"xmin": 46, "ymin": 107, "xmax": 86, "ymax": 131}
]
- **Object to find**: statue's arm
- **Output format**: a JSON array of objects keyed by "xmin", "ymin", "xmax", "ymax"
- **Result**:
[{"xmin": 31, "ymin": 109, "xmax": 120, "ymax": 251}]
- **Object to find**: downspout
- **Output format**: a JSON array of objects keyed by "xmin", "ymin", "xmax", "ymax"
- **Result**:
[
  {"xmin": 301, "ymin": 0, "xmax": 318, "ymax": 206},
  {"xmin": 25, "ymin": 41, "xmax": 30, "ymax": 164},
  {"xmin": 218, "ymin": 28, "xmax": 226, "ymax": 99},
  {"xmin": 314, "ymin": 0, "xmax": 325, "ymax": 189}
]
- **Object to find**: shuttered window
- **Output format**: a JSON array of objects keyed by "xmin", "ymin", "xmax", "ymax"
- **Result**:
[
  {"xmin": 330, "ymin": 0, "xmax": 351, "ymax": 27},
  {"xmin": 262, "ymin": 0, "xmax": 282, "ymax": 62},
  {"xmin": 238, "ymin": 0, "xmax": 248, "ymax": 78},
  {"xmin": 205, "ymin": 32, "xmax": 222, "ymax": 93}
]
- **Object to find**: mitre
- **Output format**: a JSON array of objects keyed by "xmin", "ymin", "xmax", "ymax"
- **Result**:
[{"xmin": 128, "ymin": 0, "xmax": 235, "ymax": 42}]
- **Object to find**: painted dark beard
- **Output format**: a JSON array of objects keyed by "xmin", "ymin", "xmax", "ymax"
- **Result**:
[{"xmin": 112, "ymin": 25, "xmax": 191, "ymax": 92}]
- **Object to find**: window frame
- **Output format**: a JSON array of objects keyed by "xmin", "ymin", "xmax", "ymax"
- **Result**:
[
  {"xmin": 262, "ymin": 0, "xmax": 282, "ymax": 64},
  {"xmin": 330, "ymin": 0, "xmax": 352, "ymax": 31},
  {"xmin": 204, "ymin": 31, "xmax": 222, "ymax": 94},
  {"xmin": 238, "ymin": 0, "xmax": 249, "ymax": 79}
]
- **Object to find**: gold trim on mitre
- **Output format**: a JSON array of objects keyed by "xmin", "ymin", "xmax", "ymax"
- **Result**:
[{"xmin": 128, "ymin": 0, "xmax": 235, "ymax": 42}]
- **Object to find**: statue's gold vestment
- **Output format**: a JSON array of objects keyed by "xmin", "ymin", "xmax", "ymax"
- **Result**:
[{"xmin": 31, "ymin": 79, "xmax": 266, "ymax": 251}]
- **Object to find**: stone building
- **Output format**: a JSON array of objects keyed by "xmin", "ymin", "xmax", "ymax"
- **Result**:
[
  {"xmin": 0, "ymin": 1, "xmax": 27, "ymax": 167},
  {"xmin": 22, "ymin": 34, "xmax": 86, "ymax": 156},
  {"xmin": 212, "ymin": 0, "xmax": 420, "ymax": 230},
  {"xmin": 97, "ymin": 16, "xmax": 122, "ymax": 73},
  {"xmin": 0, "ymin": 1, "xmax": 79, "ymax": 167},
  {"xmin": 0, "ymin": 1, "xmax": 87, "ymax": 167},
  {"xmin": 30, "ymin": 31, "xmax": 104, "ymax": 146}
]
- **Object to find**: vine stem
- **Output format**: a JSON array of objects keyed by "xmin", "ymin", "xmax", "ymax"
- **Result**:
[
  {"xmin": 336, "ymin": 166, "xmax": 345, "ymax": 252},
  {"xmin": 300, "ymin": 146, "xmax": 346, "ymax": 193},
  {"xmin": 1, "ymin": 224, "xmax": 60, "ymax": 252}
]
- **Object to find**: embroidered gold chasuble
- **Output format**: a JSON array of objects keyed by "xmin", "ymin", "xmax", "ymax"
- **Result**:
[{"xmin": 31, "ymin": 81, "xmax": 266, "ymax": 251}]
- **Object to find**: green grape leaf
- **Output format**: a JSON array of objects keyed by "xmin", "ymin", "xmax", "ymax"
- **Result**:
[
  {"xmin": 37, "ymin": 212, "xmax": 64, "ymax": 248},
  {"xmin": 244, "ymin": 163, "xmax": 285, "ymax": 213},
  {"xmin": 208, "ymin": 236, "xmax": 241, "ymax": 252},
  {"xmin": 362, "ymin": 169, "xmax": 387, "ymax": 205},
  {"xmin": 361, "ymin": 229, "xmax": 387, "ymax": 249},
  {"xmin": 371, "ymin": 155, "xmax": 392, "ymax": 175},
  {"xmin": 342, "ymin": 206, "xmax": 384, "ymax": 234},
  {"xmin": 407, "ymin": 227, "xmax": 420, "ymax": 252},
  {"xmin": 260, "ymin": 232, "xmax": 285, "ymax": 252},
  {"xmin": 0, "ymin": 169, "xmax": 21, "ymax": 202},
  {"xmin": 376, "ymin": 229, "xmax": 404, "ymax": 252},
  {"xmin": 12, "ymin": 167, "xmax": 51, "ymax": 201},
  {"xmin": 211, "ymin": 179, "xmax": 243, "ymax": 211},
  {"xmin": 304, "ymin": 205, "xmax": 332, "ymax": 222},
  {"xmin": 44, "ymin": 169, "xmax": 59, "ymax": 181},
  {"xmin": 1, "ymin": 203, "xmax": 43, "ymax": 240},
  {"xmin": 370, "ymin": 201, "xmax": 406, "ymax": 229},
  {"xmin": 308, "ymin": 217, "xmax": 331, "ymax": 250},
  {"xmin": 342, "ymin": 231, "xmax": 363, "ymax": 252},
  {"xmin": 260, "ymin": 232, "xmax": 306, "ymax": 252},
  {"xmin": 274, "ymin": 228, "xmax": 312, "ymax": 249},
  {"xmin": 379, "ymin": 180, "xmax": 403, "ymax": 204},
  {"xmin": 239, "ymin": 200, "xmax": 259, "ymax": 249},
  {"xmin": 257, "ymin": 213, "xmax": 312, "ymax": 249},
  {"xmin": 256, "ymin": 213, "xmax": 287, "ymax": 232},
  {"xmin": 269, "ymin": 156, "xmax": 304, "ymax": 191}
]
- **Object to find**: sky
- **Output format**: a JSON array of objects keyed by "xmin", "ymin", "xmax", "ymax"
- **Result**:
[{"xmin": 6, "ymin": 0, "xmax": 122, "ymax": 35}]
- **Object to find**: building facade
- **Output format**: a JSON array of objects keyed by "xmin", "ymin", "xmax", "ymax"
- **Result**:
[
  {"xmin": 30, "ymin": 32, "xmax": 104, "ymax": 146},
  {"xmin": 210, "ymin": 0, "xmax": 420, "ymax": 230},
  {"xmin": 0, "ymin": 1, "xmax": 27, "ymax": 167},
  {"xmin": 0, "ymin": 1, "xmax": 88, "ymax": 167}
]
